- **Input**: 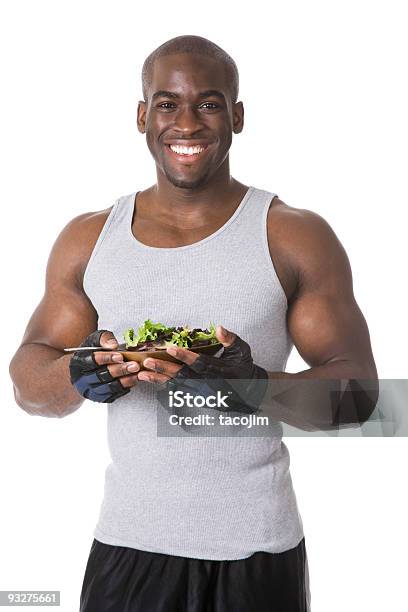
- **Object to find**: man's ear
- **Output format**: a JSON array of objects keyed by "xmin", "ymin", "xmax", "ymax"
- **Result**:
[
  {"xmin": 233, "ymin": 101, "xmax": 244, "ymax": 134},
  {"xmin": 137, "ymin": 100, "xmax": 147, "ymax": 134}
]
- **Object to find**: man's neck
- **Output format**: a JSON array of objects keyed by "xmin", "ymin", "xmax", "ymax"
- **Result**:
[{"xmin": 143, "ymin": 177, "xmax": 248, "ymax": 231}]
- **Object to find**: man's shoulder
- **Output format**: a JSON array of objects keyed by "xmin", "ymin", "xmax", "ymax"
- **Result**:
[
  {"xmin": 266, "ymin": 197, "xmax": 349, "ymax": 299},
  {"xmin": 268, "ymin": 197, "xmax": 329, "ymax": 233},
  {"xmin": 47, "ymin": 206, "xmax": 114, "ymax": 289},
  {"xmin": 267, "ymin": 197, "xmax": 342, "ymax": 256},
  {"xmin": 63, "ymin": 206, "xmax": 114, "ymax": 242}
]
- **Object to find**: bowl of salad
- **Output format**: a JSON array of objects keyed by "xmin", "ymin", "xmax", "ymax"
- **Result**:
[{"xmin": 119, "ymin": 319, "xmax": 222, "ymax": 368}]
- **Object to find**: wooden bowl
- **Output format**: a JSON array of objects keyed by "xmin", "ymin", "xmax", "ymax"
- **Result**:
[{"xmin": 118, "ymin": 342, "xmax": 223, "ymax": 370}]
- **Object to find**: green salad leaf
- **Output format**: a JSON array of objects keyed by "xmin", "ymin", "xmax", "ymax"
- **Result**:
[
  {"xmin": 124, "ymin": 319, "xmax": 173, "ymax": 347},
  {"xmin": 194, "ymin": 321, "xmax": 217, "ymax": 342},
  {"xmin": 167, "ymin": 328, "xmax": 191, "ymax": 348},
  {"xmin": 123, "ymin": 319, "xmax": 218, "ymax": 349}
]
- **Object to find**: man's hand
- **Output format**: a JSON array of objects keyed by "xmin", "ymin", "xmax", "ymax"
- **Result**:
[
  {"xmin": 69, "ymin": 330, "xmax": 140, "ymax": 403},
  {"xmin": 138, "ymin": 325, "xmax": 268, "ymax": 413}
]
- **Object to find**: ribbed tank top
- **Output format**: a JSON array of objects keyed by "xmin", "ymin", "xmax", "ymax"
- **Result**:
[{"xmin": 83, "ymin": 186, "xmax": 305, "ymax": 560}]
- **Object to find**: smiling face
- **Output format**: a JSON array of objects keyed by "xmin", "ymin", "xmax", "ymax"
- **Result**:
[{"xmin": 137, "ymin": 53, "xmax": 244, "ymax": 190}]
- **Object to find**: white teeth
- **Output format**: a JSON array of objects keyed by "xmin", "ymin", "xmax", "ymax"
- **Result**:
[{"xmin": 169, "ymin": 145, "xmax": 206, "ymax": 155}]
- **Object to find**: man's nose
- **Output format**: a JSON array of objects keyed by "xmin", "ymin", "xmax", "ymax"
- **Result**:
[{"xmin": 173, "ymin": 105, "xmax": 203, "ymax": 133}]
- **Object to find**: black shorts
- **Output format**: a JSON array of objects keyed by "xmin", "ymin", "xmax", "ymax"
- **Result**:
[{"xmin": 80, "ymin": 537, "xmax": 310, "ymax": 612}]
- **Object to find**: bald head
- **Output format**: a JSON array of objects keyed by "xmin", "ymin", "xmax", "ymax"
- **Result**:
[{"xmin": 142, "ymin": 35, "xmax": 239, "ymax": 104}]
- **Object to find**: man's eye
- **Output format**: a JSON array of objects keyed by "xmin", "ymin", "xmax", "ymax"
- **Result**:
[
  {"xmin": 156, "ymin": 102, "xmax": 219, "ymax": 111},
  {"xmin": 157, "ymin": 102, "xmax": 175, "ymax": 109},
  {"xmin": 200, "ymin": 103, "xmax": 218, "ymax": 110}
]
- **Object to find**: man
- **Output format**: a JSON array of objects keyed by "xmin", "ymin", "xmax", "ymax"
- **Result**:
[{"xmin": 9, "ymin": 35, "xmax": 378, "ymax": 611}]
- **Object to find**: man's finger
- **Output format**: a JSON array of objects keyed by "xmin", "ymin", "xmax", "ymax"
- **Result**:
[
  {"xmin": 137, "ymin": 371, "xmax": 171, "ymax": 384},
  {"xmin": 107, "ymin": 361, "xmax": 140, "ymax": 378},
  {"xmin": 216, "ymin": 325, "xmax": 237, "ymax": 347},
  {"xmin": 166, "ymin": 346, "xmax": 200, "ymax": 366},
  {"xmin": 118, "ymin": 373, "xmax": 140, "ymax": 389},
  {"xmin": 142, "ymin": 358, "xmax": 183, "ymax": 377},
  {"xmin": 99, "ymin": 330, "xmax": 119, "ymax": 349},
  {"xmin": 93, "ymin": 351, "xmax": 124, "ymax": 366}
]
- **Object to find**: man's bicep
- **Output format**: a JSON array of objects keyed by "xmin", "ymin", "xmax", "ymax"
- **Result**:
[
  {"xmin": 21, "ymin": 285, "xmax": 97, "ymax": 351},
  {"xmin": 286, "ymin": 210, "xmax": 376, "ymax": 373},
  {"xmin": 287, "ymin": 290, "xmax": 373, "ymax": 370}
]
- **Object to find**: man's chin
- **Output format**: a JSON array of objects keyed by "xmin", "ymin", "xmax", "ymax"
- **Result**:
[{"xmin": 164, "ymin": 170, "xmax": 210, "ymax": 190}]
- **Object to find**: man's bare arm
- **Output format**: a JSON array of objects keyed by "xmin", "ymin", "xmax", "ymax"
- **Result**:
[
  {"xmin": 264, "ymin": 206, "xmax": 379, "ymax": 430},
  {"xmin": 8, "ymin": 211, "xmax": 140, "ymax": 418}
]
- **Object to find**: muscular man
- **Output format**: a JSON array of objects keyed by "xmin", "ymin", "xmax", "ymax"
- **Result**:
[{"xmin": 9, "ymin": 35, "xmax": 377, "ymax": 611}]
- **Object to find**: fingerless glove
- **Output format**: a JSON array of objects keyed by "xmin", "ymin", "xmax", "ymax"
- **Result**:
[{"xmin": 69, "ymin": 330, "xmax": 129, "ymax": 403}]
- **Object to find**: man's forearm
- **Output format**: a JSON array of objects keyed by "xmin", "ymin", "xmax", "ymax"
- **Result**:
[
  {"xmin": 262, "ymin": 359, "xmax": 379, "ymax": 431},
  {"xmin": 9, "ymin": 343, "xmax": 84, "ymax": 418}
]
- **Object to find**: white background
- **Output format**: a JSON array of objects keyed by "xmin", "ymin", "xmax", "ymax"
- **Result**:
[{"xmin": 1, "ymin": 1, "xmax": 407, "ymax": 610}]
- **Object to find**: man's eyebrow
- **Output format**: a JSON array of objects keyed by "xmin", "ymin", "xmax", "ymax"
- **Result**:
[
  {"xmin": 197, "ymin": 90, "xmax": 226, "ymax": 101},
  {"xmin": 151, "ymin": 89, "xmax": 226, "ymax": 101},
  {"xmin": 152, "ymin": 90, "xmax": 179, "ymax": 101}
]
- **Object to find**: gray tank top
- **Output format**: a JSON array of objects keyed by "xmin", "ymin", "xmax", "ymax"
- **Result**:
[{"xmin": 83, "ymin": 186, "xmax": 305, "ymax": 560}]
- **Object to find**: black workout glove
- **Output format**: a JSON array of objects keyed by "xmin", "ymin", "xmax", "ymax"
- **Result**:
[
  {"xmin": 69, "ymin": 330, "xmax": 130, "ymax": 403},
  {"xmin": 158, "ymin": 333, "xmax": 269, "ymax": 415}
]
